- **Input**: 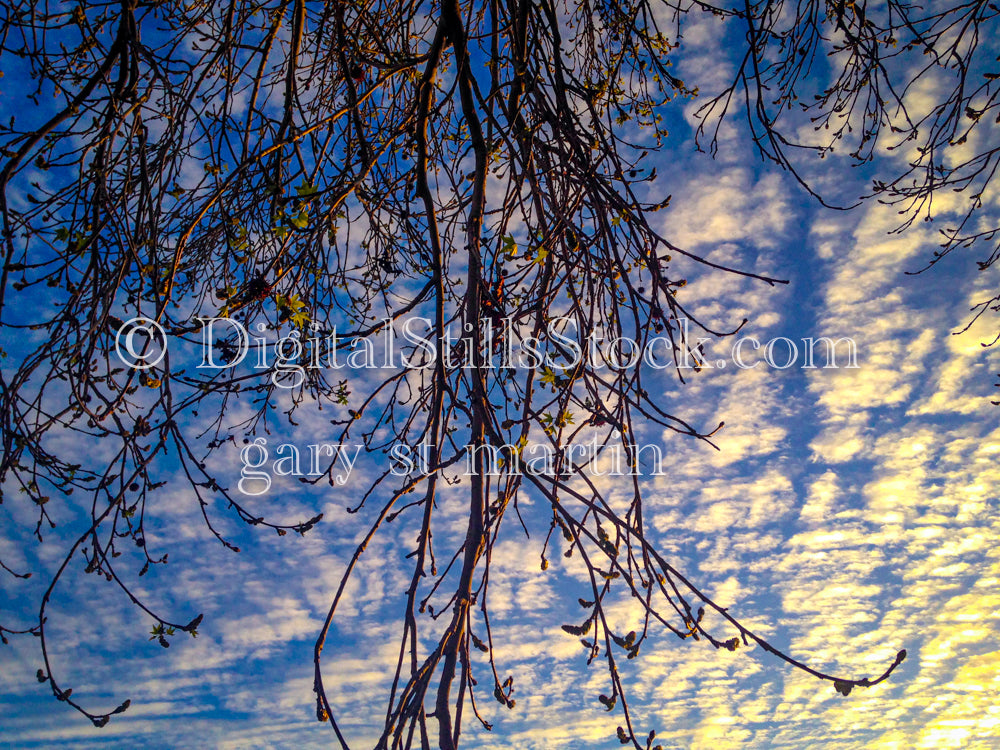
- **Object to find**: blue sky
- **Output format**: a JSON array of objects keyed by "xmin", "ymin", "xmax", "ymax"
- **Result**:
[{"xmin": 2, "ymin": 5, "xmax": 1000, "ymax": 750}]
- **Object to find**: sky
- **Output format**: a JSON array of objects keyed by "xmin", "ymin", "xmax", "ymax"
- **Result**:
[{"xmin": 2, "ymin": 5, "xmax": 999, "ymax": 750}]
